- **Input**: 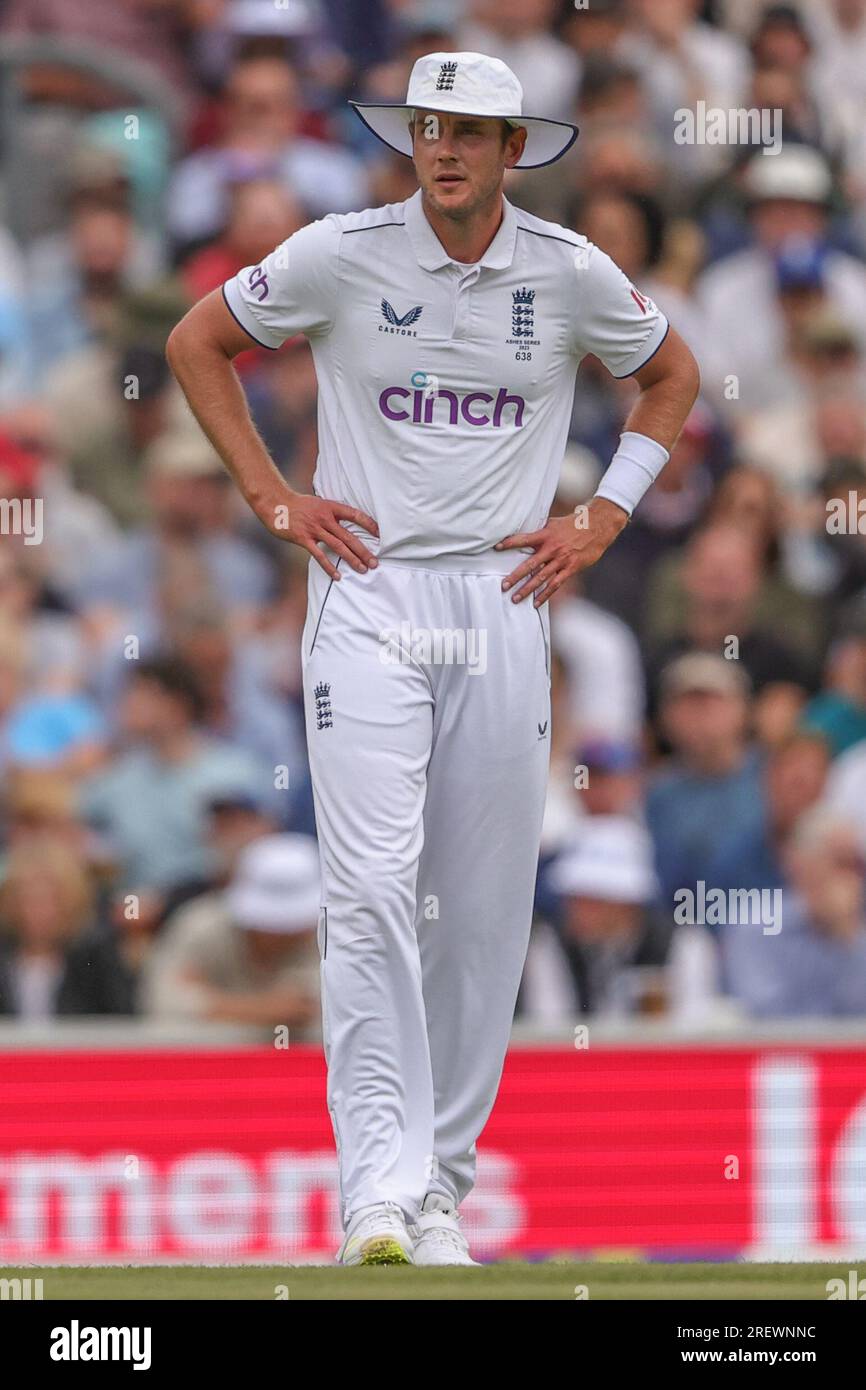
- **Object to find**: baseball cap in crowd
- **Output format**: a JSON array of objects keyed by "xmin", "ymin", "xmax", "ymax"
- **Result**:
[
  {"xmin": 773, "ymin": 236, "xmax": 828, "ymax": 292},
  {"xmin": 659, "ymin": 652, "xmax": 751, "ymax": 702},
  {"xmin": 575, "ymin": 738, "xmax": 643, "ymax": 774},
  {"xmin": 350, "ymin": 51, "xmax": 579, "ymax": 169},
  {"xmin": 227, "ymin": 834, "xmax": 321, "ymax": 934},
  {"xmin": 549, "ymin": 816, "xmax": 658, "ymax": 905},
  {"xmin": 745, "ymin": 145, "xmax": 831, "ymax": 205}
]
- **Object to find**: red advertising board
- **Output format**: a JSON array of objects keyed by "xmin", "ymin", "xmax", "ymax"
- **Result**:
[{"xmin": 1, "ymin": 1045, "xmax": 864, "ymax": 1261}]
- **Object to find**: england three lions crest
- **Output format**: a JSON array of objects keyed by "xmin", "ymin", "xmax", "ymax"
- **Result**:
[{"xmin": 507, "ymin": 287, "xmax": 540, "ymax": 349}]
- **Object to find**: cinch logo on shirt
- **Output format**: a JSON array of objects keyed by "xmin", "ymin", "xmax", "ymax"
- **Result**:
[{"xmin": 378, "ymin": 386, "xmax": 526, "ymax": 428}]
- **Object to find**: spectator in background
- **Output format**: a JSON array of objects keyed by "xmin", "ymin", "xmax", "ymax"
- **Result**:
[
  {"xmin": 737, "ymin": 309, "xmax": 866, "ymax": 499},
  {"xmin": 167, "ymin": 51, "xmax": 368, "ymax": 251},
  {"xmin": 559, "ymin": 0, "xmax": 631, "ymax": 68},
  {"xmin": 581, "ymin": 407, "xmax": 725, "ymax": 633},
  {"xmin": 536, "ymin": 734, "xmax": 646, "ymax": 916},
  {"xmin": 141, "ymin": 834, "xmax": 320, "ymax": 1034},
  {"xmin": 698, "ymin": 146, "xmax": 866, "ymax": 412},
  {"xmin": 549, "ymin": 577, "xmax": 646, "ymax": 746},
  {"xmin": 98, "ymin": 784, "xmax": 282, "ymax": 972},
  {"xmin": 574, "ymin": 739, "xmax": 645, "ymax": 820},
  {"xmin": 816, "ymin": 457, "xmax": 866, "ymax": 612},
  {"xmin": 0, "ymin": 770, "xmax": 88, "ymax": 863},
  {"xmin": 358, "ymin": 9, "xmax": 458, "ymax": 114},
  {"xmin": 0, "ymin": 840, "xmax": 135, "ymax": 1017},
  {"xmin": 168, "ymin": 596, "xmax": 307, "ymax": 788},
  {"xmin": 181, "ymin": 177, "xmax": 305, "ymax": 303},
  {"xmin": 811, "ymin": 0, "xmax": 866, "ymax": 197},
  {"xmin": 577, "ymin": 186, "xmax": 665, "ymax": 285},
  {"xmin": 821, "ymin": 645, "xmax": 866, "ymax": 848},
  {"xmin": 648, "ymin": 653, "xmax": 764, "ymax": 915},
  {"xmin": 23, "ymin": 183, "xmax": 143, "ymax": 388},
  {"xmin": 0, "ymin": 619, "xmax": 105, "ymax": 780},
  {"xmin": 0, "ymin": 537, "xmax": 88, "ymax": 692},
  {"xmin": 523, "ymin": 814, "xmax": 668, "ymax": 1019},
  {"xmin": 619, "ymin": 0, "xmax": 750, "ymax": 181},
  {"xmin": 204, "ymin": 790, "xmax": 278, "ymax": 882},
  {"xmin": 703, "ymin": 466, "xmax": 829, "ymax": 670},
  {"xmin": 645, "ymin": 522, "xmax": 818, "ymax": 722},
  {"xmin": 801, "ymin": 630, "xmax": 866, "ymax": 755},
  {"xmin": 0, "ymin": 418, "xmax": 121, "ymax": 606},
  {"xmin": 510, "ymin": 51, "xmax": 650, "ymax": 223},
  {"xmin": 723, "ymin": 807, "xmax": 866, "ymax": 1018},
  {"xmin": 0, "ymin": 0, "xmax": 197, "ymax": 104},
  {"xmin": 749, "ymin": 3, "xmax": 827, "ymax": 150},
  {"xmin": 81, "ymin": 432, "xmax": 273, "ymax": 683},
  {"xmin": 79, "ymin": 655, "xmax": 275, "ymax": 898},
  {"xmin": 707, "ymin": 731, "xmax": 830, "ymax": 901},
  {"xmin": 42, "ymin": 282, "xmax": 193, "ymax": 527}
]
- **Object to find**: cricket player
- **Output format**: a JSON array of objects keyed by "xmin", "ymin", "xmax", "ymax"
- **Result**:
[{"xmin": 167, "ymin": 52, "xmax": 700, "ymax": 1266}]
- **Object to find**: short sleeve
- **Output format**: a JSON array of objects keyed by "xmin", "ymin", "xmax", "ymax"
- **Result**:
[
  {"xmin": 222, "ymin": 216, "xmax": 341, "ymax": 349},
  {"xmin": 572, "ymin": 241, "xmax": 669, "ymax": 378}
]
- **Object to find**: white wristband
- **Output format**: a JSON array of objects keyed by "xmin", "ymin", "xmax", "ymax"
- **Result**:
[{"xmin": 593, "ymin": 430, "xmax": 671, "ymax": 517}]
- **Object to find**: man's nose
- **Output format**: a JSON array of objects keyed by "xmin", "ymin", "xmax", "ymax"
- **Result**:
[{"xmin": 434, "ymin": 126, "xmax": 458, "ymax": 156}]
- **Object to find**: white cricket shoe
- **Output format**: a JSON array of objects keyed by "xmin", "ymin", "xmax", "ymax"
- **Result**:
[
  {"xmin": 412, "ymin": 1194, "xmax": 480, "ymax": 1266},
  {"xmin": 338, "ymin": 1202, "xmax": 415, "ymax": 1266}
]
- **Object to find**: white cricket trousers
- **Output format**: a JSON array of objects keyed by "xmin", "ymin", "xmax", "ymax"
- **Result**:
[{"xmin": 301, "ymin": 547, "xmax": 551, "ymax": 1230}]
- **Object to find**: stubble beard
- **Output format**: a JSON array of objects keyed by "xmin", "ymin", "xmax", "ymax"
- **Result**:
[{"xmin": 423, "ymin": 170, "xmax": 504, "ymax": 224}]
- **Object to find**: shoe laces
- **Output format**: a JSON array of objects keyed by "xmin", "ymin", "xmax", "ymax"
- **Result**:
[
  {"xmin": 420, "ymin": 1214, "xmax": 468, "ymax": 1252},
  {"xmin": 356, "ymin": 1203, "xmax": 405, "ymax": 1237}
]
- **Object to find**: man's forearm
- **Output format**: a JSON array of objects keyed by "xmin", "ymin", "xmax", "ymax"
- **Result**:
[
  {"xmin": 623, "ymin": 372, "xmax": 697, "ymax": 452},
  {"xmin": 166, "ymin": 330, "xmax": 291, "ymax": 523},
  {"xmin": 624, "ymin": 329, "xmax": 701, "ymax": 451}
]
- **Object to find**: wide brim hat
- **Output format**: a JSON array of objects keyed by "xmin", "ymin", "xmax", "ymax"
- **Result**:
[
  {"xmin": 227, "ymin": 834, "xmax": 321, "ymax": 934},
  {"xmin": 350, "ymin": 51, "xmax": 578, "ymax": 171}
]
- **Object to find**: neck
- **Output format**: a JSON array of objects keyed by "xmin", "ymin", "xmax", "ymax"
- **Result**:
[{"xmin": 421, "ymin": 188, "xmax": 504, "ymax": 264}]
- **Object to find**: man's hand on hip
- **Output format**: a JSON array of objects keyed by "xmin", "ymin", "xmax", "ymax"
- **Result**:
[
  {"xmin": 495, "ymin": 497, "xmax": 628, "ymax": 606},
  {"xmin": 266, "ymin": 488, "xmax": 380, "ymax": 580}
]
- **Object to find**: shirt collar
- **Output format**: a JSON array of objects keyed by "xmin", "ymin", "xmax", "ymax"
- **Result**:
[{"xmin": 404, "ymin": 189, "xmax": 518, "ymax": 272}]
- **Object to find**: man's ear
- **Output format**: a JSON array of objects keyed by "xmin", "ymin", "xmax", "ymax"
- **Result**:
[{"xmin": 504, "ymin": 124, "xmax": 527, "ymax": 169}]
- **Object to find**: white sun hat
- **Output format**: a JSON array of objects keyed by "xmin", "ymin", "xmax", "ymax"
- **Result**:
[
  {"xmin": 745, "ymin": 144, "xmax": 832, "ymax": 205},
  {"xmin": 227, "ymin": 834, "xmax": 321, "ymax": 934},
  {"xmin": 350, "ymin": 51, "xmax": 579, "ymax": 170},
  {"xmin": 548, "ymin": 817, "xmax": 658, "ymax": 906}
]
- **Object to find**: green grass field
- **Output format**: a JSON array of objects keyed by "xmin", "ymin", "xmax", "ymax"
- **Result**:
[{"xmin": 0, "ymin": 1263, "xmax": 855, "ymax": 1300}]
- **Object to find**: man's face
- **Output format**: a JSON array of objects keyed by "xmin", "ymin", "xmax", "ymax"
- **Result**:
[
  {"xmin": 121, "ymin": 678, "xmax": 191, "ymax": 742},
  {"xmin": 226, "ymin": 59, "xmax": 297, "ymax": 147},
  {"xmin": 767, "ymin": 741, "xmax": 828, "ymax": 832},
  {"xmin": 411, "ymin": 110, "xmax": 525, "ymax": 221},
  {"xmin": 752, "ymin": 199, "xmax": 825, "ymax": 251},
  {"xmin": 663, "ymin": 689, "xmax": 747, "ymax": 757}
]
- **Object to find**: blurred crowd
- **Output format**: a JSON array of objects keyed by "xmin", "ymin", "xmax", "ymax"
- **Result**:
[{"xmin": 3, "ymin": 0, "xmax": 866, "ymax": 1030}]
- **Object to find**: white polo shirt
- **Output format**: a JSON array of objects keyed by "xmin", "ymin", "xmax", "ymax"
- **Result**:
[{"xmin": 223, "ymin": 189, "xmax": 668, "ymax": 561}]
